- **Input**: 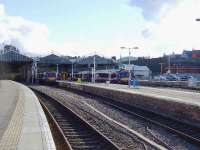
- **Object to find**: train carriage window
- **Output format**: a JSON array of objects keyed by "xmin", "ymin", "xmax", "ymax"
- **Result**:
[{"xmin": 98, "ymin": 73, "xmax": 109, "ymax": 78}]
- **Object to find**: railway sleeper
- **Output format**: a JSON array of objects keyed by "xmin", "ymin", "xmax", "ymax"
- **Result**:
[
  {"xmin": 62, "ymin": 127, "xmax": 88, "ymax": 131},
  {"xmin": 63, "ymin": 130, "xmax": 94, "ymax": 135},
  {"xmin": 58, "ymin": 122, "xmax": 86, "ymax": 127},
  {"xmin": 69, "ymin": 139, "xmax": 102, "ymax": 144},
  {"xmin": 71, "ymin": 144, "xmax": 109, "ymax": 150},
  {"xmin": 64, "ymin": 132, "xmax": 95, "ymax": 137},
  {"xmin": 68, "ymin": 136, "xmax": 99, "ymax": 142},
  {"xmin": 69, "ymin": 140, "xmax": 104, "ymax": 147},
  {"xmin": 65, "ymin": 133, "xmax": 96, "ymax": 139}
]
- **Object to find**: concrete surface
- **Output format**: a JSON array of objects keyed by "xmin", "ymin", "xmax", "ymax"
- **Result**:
[
  {"xmin": 0, "ymin": 80, "xmax": 55, "ymax": 150},
  {"xmin": 0, "ymin": 80, "xmax": 18, "ymax": 141},
  {"xmin": 58, "ymin": 81, "xmax": 200, "ymax": 128},
  {"xmin": 139, "ymin": 80, "xmax": 200, "ymax": 90},
  {"xmin": 91, "ymin": 83, "xmax": 200, "ymax": 106}
]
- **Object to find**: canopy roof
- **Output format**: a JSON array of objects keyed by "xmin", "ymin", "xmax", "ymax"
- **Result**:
[
  {"xmin": 0, "ymin": 50, "xmax": 33, "ymax": 63},
  {"xmin": 39, "ymin": 54, "xmax": 71, "ymax": 64},
  {"xmin": 77, "ymin": 55, "xmax": 116, "ymax": 65}
]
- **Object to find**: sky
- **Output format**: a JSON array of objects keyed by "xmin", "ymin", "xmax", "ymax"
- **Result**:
[{"xmin": 0, "ymin": 0, "xmax": 200, "ymax": 58}]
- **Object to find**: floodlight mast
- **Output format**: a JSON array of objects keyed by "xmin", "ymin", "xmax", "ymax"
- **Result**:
[{"xmin": 120, "ymin": 46, "xmax": 139, "ymax": 87}]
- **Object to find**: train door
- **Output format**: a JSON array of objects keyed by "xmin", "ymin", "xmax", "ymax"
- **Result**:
[{"xmin": 61, "ymin": 72, "xmax": 67, "ymax": 80}]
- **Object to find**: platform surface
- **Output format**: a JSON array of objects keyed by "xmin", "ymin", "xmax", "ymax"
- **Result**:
[
  {"xmin": 0, "ymin": 80, "xmax": 55, "ymax": 150},
  {"xmin": 88, "ymin": 83, "xmax": 200, "ymax": 106},
  {"xmin": 58, "ymin": 80, "xmax": 200, "ymax": 106},
  {"xmin": 0, "ymin": 80, "xmax": 18, "ymax": 140},
  {"xmin": 58, "ymin": 80, "xmax": 200, "ymax": 127}
]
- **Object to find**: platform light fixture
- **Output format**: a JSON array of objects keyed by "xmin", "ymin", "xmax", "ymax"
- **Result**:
[
  {"xmin": 120, "ymin": 46, "xmax": 139, "ymax": 87},
  {"xmin": 196, "ymin": 18, "xmax": 200, "ymax": 21}
]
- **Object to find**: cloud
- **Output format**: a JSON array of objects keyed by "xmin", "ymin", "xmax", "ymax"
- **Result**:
[
  {"xmin": 129, "ymin": 0, "xmax": 179, "ymax": 21},
  {"xmin": 0, "ymin": 4, "xmax": 5, "ymax": 16},
  {"xmin": 1, "ymin": 1, "xmax": 200, "ymax": 59},
  {"xmin": 141, "ymin": 28, "xmax": 152, "ymax": 38},
  {"xmin": 141, "ymin": 0, "xmax": 200, "ymax": 55},
  {"xmin": 0, "ymin": 3, "xmax": 50, "ymax": 54}
]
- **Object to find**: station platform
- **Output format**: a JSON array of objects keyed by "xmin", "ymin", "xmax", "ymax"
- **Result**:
[
  {"xmin": 0, "ymin": 80, "xmax": 55, "ymax": 150},
  {"xmin": 89, "ymin": 83, "xmax": 200, "ymax": 105},
  {"xmin": 58, "ymin": 81, "xmax": 200, "ymax": 128}
]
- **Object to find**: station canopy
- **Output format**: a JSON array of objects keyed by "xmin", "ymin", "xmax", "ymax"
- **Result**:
[
  {"xmin": 77, "ymin": 55, "xmax": 116, "ymax": 65},
  {"xmin": 39, "ymin": 54, "xmax": 71, "ymax": 65},
  {"xmin": 0, "ymin": 50, "xmax": 33, "ymax": 63}
]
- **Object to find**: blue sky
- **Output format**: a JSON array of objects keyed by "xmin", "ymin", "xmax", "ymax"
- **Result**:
[
  {"xmin": 4, "ymin": 0, "xmax": 144, "ymax": 42},
  {"xmin": 0, "ymin": 0, "xmax": 200, "ymax": 57}
]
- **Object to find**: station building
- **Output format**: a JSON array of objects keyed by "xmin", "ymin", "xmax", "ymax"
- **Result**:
[
  {"xmin": 0, "ymin": 45, "xmax": 33, "ymax": 81},
  {"xmin": 38, "ymin": 54, "xmax": 71, "ymax": 73},
  {"xmin": 74, "ymin": 55, "xmax": 117, "ymax": 73},
  {"xmin": 121, "ymin": 64, "xmax": 152, "ymax": 80},
  {"xmin": 29, "ymin": 54, "xmax": 118, "ymax": 80},
  {"xmin": 164, "ymin": 50, "xmax": 200, "ymax": 74},
  {"xmin": 36, "ymin": 54, "xmax": 71, "ymax": 80}
]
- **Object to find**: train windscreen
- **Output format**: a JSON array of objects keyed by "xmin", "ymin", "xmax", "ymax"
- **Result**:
[{"xmin": 47, "ymin": 72, "xmax": 56, "ymax": 77}]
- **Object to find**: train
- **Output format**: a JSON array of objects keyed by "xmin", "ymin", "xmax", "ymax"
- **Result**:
[
  {"xmin": 72, "ymin": 69, "xmax": 134, "ymax": 84},
  {"xmin": 117, "ymin": 69, "xmax": 135, "ymax": 84},
  {"xmin": 37, "ymin": 72, "xmax": 57, "ymax": 84},
  {"xmin": 37, "ymin": 69, "xmax": 136, "ymax": 85},
  {"xmin": 75, "ymin": 70, "xmax": 118, "ymax": 83}
]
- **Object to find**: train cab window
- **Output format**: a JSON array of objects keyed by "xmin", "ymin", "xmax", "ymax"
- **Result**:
[
  {"xmin": 111, "ymin": 73, "xmax": 117, "ymax": 78},
  {"xmin": 47, "ymin": 72, "xmax": 56, "ymax": 77}
]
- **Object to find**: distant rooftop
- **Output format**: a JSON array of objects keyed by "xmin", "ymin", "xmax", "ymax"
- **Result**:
[
  {"xmin": 77, "ymin": 55, "xmax": 116, "ymax": 65},
  {"xmin": 117, "ymin": 56, "xmax": 138, "ymax": 63},
  {"xmin": 39, "ymin": 54, "xmax": 71, "ymax": 64},
  {"xmin": 121, "ymin": 64, "xmax": 150, "ymax": 71},
  {"xmin": 0, "ymin": 50, "xmax": 33, "ymax": 63}
]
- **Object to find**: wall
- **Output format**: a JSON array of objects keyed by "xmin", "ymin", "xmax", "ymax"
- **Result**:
[{"xmin": 58, "ymin": 81, "xmax": 200, "ymax": 128}]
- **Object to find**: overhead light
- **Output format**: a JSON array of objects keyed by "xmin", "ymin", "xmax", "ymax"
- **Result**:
[{"xmin": 196, "ymin": 18, "xmax": 200, "ymax": 21}]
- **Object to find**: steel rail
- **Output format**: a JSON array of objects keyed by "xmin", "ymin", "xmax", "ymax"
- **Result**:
[
  {"xmin": 146, "ymin": 126, "xmax": 175, "ymax": 150},
  {"xmin": 100, "ymin": 99, "xmax": 200, "ymax": 146},
  {"xmin": 55, "ymin": 86, "xmax": 200, "ymax": 146},
  {"xmin": 35, "ymin": 91, "xmax": 121, "ymax": 150},
  {"xmin": 37, "ymin": 94, "xmax": 73, "ymax": 150}
]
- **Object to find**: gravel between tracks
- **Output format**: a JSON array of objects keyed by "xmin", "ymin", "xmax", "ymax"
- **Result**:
[
  {"xmin": 69, "ymin": 91, "xmax": 198, "ymax": 150},
  {"xmin": 32, "ymin": 86, "xmax": 199, "ymax": 150},
  {"xmin": 32, "ymin": 86, "xmax": 158, "ymax": 150}
]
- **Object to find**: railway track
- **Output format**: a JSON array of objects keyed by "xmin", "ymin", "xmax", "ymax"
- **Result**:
[
  {"xmin": 36, "ymin": 92, "xmax": 120, "ymax": 150},
  {"xmin": 32, "ymin": 85, "xmax": 200, "ymax": 149},
  {"xmin": 70, "ymin": 89, "xmax": 200, "ymax": 148},
  {"xmin": 98, "ymin": 97, "xmax": 200, "ymax": 146},
  {"xmin": 53, "ymin": 86, "xmax": 200, "ymax": 149}
]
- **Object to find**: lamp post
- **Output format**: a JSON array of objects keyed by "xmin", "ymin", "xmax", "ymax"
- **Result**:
[
  {"xmin": 71, "ymin": 61, "xmax": 74, "ymax": 79},
  {"xmin": 176, "ymin": 64, "xmax": 178, "ymax": 74},
  {"xmin": 71, "ymin": 59, "xmax": 76, "ymax": 80},
  {"xmin": 119, "ymin": 47, "xmax": 124, "ymax": 69},
  {"xmin": 31, "ymin": 58, "xmax": 38, "ymax": 84},
  {"xmin": 56, "ymin": 64, "xmax": 59, "ymax": 79},
  {"xmin": 92, "ymin": 53, "xmax": 96, "ymax": 83},
  {"xmin": 168, "ymin": 54, "xmax": 171, "ymax": 74},
  {"xmin": 159, "ymin": 63, "xmax": 164, "ymax": 75},
  {"xmin": 120, "ymin": 46, "xmax": 139, "ymax": 87}
]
